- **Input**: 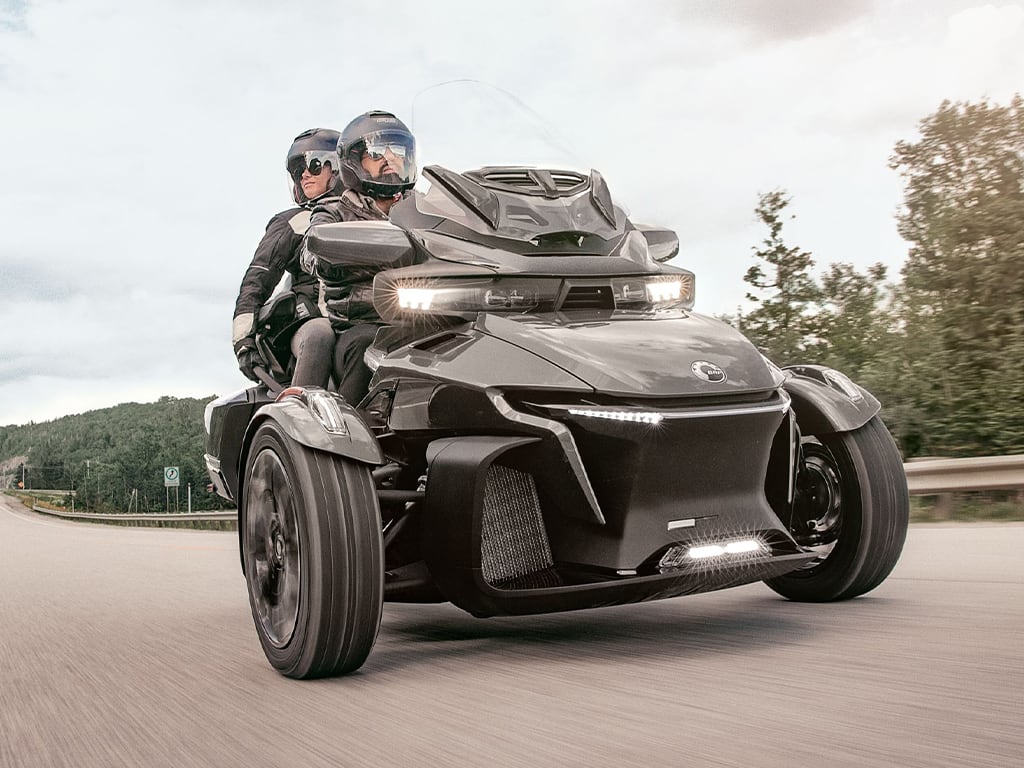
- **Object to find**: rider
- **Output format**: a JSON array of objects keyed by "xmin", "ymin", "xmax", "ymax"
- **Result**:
[
  {"xmin": 232, "ymin": 128, "xmax": 341, "ymax": 388},
  {"xmin": 302, "ymin": 110, "xmax": 418, "ymax": 403}
]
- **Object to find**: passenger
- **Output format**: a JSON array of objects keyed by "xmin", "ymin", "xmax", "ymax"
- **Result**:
[
  {"xmin": 302, "ymin": 110, "xmax": 418, "ymax": 403},
  {"xmin": 232, "ymin": 128, "xmax": 341, "ymax": 388}
]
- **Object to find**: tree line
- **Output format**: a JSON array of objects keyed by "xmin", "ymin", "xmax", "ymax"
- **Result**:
[
  {"xmin": 735, "ymin": 95, "xmax": 1023, "ymax": 458},
  {"xmin": 1, "ymin": 96, "xmax": 1020, "ymax": 511},
  {"xmin": 0, "ymin": 396, "xmax": 227, "ymax": 512}
]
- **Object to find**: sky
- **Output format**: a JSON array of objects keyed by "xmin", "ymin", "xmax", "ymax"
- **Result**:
[{"xmin": 0, "ymin": 0, "xmax": 1022, "ymax": 427}]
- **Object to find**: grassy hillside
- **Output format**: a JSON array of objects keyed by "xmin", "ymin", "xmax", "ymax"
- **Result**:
[{"xmin": 0, "ymin": 396, "xmax": 231, "ymax": 512}]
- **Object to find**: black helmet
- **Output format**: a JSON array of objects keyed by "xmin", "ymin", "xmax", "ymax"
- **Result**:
[
  {"xmin": 338, "ymin": 111, "xmax": 417, "ymax": 199},
  {"xmin": 286, "ymin": 127, "xmax": 341, "ymax": 205}
]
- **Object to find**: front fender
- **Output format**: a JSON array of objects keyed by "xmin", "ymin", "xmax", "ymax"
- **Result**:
[
  {"xmin": 233, "ymin": 390, "xmax": 383, "ymax": 573},
  {"xmin": 243, "ymin": 391, "xmax": 385, "ymax": 466},
  {"xmin": 783, "ymin": 365, "xmax": 880, "ymax": 435}
]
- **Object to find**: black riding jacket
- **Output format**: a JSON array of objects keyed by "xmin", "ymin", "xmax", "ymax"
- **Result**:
[
  {"xmin": 301, "ymin": 189, "xmax": 403, "ymax": 327},
  {"xmin": 232, "ymin": 206, "xmax": 321, "ymax": 349}
]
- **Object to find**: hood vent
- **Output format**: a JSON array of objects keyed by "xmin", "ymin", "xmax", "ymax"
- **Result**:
[{"xmin": 559, "ymin": 285, "xmax": 614, "ymax": 310}]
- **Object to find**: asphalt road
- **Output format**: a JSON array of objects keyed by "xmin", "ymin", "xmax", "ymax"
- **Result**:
[{"xmin": 1, "ymin": 493, "xmax": 1021, "ymax": 768}]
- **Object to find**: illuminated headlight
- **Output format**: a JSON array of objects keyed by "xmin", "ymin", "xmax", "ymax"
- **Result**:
[
  {"xmin": 611, "ymin": 273, "xmax": 695, "ymax": 310},
  {"xmin": 568, "ymin": 408, "xmax": 664, "ymax": 425},
  {"xmin": 397, "ymin": 288, "xmax": 436, "ymax": 310},
  {"xmin": 379, "ymin": 277, "xmax": 554, "ymax": 320},
  {"xmin": 647, "ymin": 280, "xmax": 681, "ymax": 302},
  {"xmin": 659, "ymin": 537, "xmax": 768, "ymax": 568}
]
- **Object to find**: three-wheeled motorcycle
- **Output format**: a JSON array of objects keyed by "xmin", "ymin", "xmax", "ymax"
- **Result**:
[{"xmin": 204, "ymin": 89, "xmax": 908, "ymax": 678}]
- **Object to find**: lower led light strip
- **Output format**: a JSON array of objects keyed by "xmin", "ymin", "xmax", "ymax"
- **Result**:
[
  {"xmin": 688, "ymin": 539, "xmax": 764, "ymax": 559},
  {"xmin": 659, "ymin": 537, "xmax": 767, "ymax": 568}
]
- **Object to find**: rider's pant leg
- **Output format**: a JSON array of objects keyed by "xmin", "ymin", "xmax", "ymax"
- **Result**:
[
  {"xmin": 333, "ymin": 324, "xmax": 379, "ymax": 404},
  {"xmin": 289, "ymin": 317, "xmax": 335, "ymax": 388}
]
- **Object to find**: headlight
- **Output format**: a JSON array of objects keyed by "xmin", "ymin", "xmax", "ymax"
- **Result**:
[
  {"xmin": 375, "ymin": 269, "xmax": 696, "ymax": 321},
  {"xmin": 395, "ymin": 283, "xmax": 542, "ymax": 312},
  {"xmin": 384, "ymin": 278, "xmax": 556, "ymax": 320},
  {"xmin": 611, "ymin": 273, "xmax": 694, "ymax": 310}
]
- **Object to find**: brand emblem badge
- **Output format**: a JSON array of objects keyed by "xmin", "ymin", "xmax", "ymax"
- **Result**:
[{"xmin": 691, "ymin": 360, "xmax": 727, "ymax": 383}]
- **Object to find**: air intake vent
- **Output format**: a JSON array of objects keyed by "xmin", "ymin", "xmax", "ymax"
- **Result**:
[
  {"xmin": 482, "ymin": 170, "xmax": 536, "ymax": 187},
  {"xmin": 471, "ymin": 167, "xmax": 589, "ymax": 196},
  {"xmin": 480, "ymin": 465, "xmax": 553, "ymax": 586},
  {"xmin": 550, "ymin": 171, "xmax": 587, "ymax": 190},
  {"xmin": 411, "ymin": 332, "xmax": 470, "ymax": 355},
  {"xmin": 559, "ymin": 285, "xmax": 614, "ymax": 310}
]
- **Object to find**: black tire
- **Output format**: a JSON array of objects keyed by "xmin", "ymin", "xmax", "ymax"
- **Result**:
[
  {"xmin": 765, "ymin": 415, "xmax": 909, "ymax": 602},
  {"xmin": 241, "ymin": 420, "xmax": 383, "ymax": 678}
]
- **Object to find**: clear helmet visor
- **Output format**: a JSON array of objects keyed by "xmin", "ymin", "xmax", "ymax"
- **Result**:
[{"xmin": 350, "ymin": 130, "xmax": 417, "ymax": 187}]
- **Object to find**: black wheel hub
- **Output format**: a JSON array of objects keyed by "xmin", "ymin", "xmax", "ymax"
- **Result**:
[
  {"xmin": 245, "ymin": 449, "xmax": 301, "ymax": 649},
  {"xmin": 790, "ymin": 443, "xmax": 843, "ymax": 563}
]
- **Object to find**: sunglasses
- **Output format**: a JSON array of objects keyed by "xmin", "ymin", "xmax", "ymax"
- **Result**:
[
  {"xmin": 287, "ymin": 151, "xmax": 335, "ymax": 182},
  {"xmin": 363, "ymin": 141, "xmax": 409, "ymax": 161}
]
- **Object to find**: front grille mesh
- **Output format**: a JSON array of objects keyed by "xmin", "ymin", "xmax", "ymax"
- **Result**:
[{"xmin": 480, "ymin": 465, "xmax": 553, "ymax": 585}]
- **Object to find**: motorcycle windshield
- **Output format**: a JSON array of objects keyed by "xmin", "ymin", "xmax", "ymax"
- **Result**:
[{"xmin": 406, "ymin": 81, "xmax": 628, "ymax": 244}]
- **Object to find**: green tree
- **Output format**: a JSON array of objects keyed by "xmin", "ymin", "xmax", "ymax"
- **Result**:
[
  {"xmin": 0, "ymin": 396, "xmax": 228, "ymax": 512},
  {"xmin": 739, "ymin": 190, "xmax": 821, "ymax": 364},
  {"xmin": 890, "ymin": 95, "xmax": 1024, "ymax": 456},
  {"xmin": 810, "ymin": 261, "xmax": 892, "ymax": 375}
]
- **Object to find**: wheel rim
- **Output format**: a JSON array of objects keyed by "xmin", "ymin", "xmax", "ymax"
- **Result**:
[
  {"xmin": 790, "ymin": 443, "xmax": 843, "ymax": 570},
  {"xmin": 245, "ymin": 448, "xmax": 301, "ymax": 649}
]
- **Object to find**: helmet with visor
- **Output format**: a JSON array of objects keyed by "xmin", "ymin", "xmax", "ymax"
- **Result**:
[
  {"xmin": 286, "ymin": 128, "xmax": 341, "ymax": 205},
  {"xmin": 338, "ymin": 111, "xmax": 417, "ymax": 200}
]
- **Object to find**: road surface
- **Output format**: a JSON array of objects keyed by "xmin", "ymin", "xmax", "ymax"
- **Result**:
[{"xmin": 1, "ymin": 493, "xmax": 1021, "ymax": 767}]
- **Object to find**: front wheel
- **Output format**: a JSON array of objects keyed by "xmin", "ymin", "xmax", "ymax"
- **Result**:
[
  {"xmin": 241, "ymin": 420, "xmax": 383, "ymax": 678},
  {"xmin": 766, "ymin": 415, "xmax": 909, "ymax": 602}
]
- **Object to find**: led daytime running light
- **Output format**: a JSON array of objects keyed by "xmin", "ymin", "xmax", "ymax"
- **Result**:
[{"xmin": 569, "ymin": 408, "xmax": 664, "ymax": 425}]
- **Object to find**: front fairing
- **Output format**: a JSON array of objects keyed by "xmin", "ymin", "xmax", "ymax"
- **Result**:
[
  {"xmin": 475, "ymin": 311, "xmax": 776, "ymax": 397},
  {"xmin": 372, "ymin": 309, "xmax": 777, "ymax": 399}
]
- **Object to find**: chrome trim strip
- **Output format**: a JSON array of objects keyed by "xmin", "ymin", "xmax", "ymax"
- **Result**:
[
  {"xmin": 667, "ymin": 519, "xmax": 696, "ymax": 530},
  {"xmin": 487, "ymin": 389, "xmax": 605, "ymax": 525},
  {"xmin": 788, "ymin": 408, "xmax": 797, "ymax": 504}
]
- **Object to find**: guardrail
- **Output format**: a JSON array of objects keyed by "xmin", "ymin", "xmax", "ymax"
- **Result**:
[
  {"xmin": 903, "ymin": 455, "xmax": 1024, "ymax": 495},
  {"xmin": 17, "ymin": 454, "xmax": 1024, "ymax": 526},
  {"xmin": 30, "ymin": 505, "xmax": 237, "ymax": 523}
]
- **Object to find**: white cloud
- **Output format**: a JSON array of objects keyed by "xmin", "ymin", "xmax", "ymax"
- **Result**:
[
  {"xmin": 0, "ymin": 0, "xmax": 1021, "ymax": 425},
  {"xmin": 945, "ymin": 4, "xmax": 1024, "ymax": 100},
  {"xmin": 948, "ymin": 3, "xmax": 1024, "ymax": 47}
]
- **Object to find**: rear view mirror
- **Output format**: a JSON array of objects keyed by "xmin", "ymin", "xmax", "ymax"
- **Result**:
[
  {"xmin": 635, "ymin": 224, "xmax": 679, "ymax": 263},
  {"xmin": 305, "ymin": 221, "xmax": 416, "ymax": 281}
]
